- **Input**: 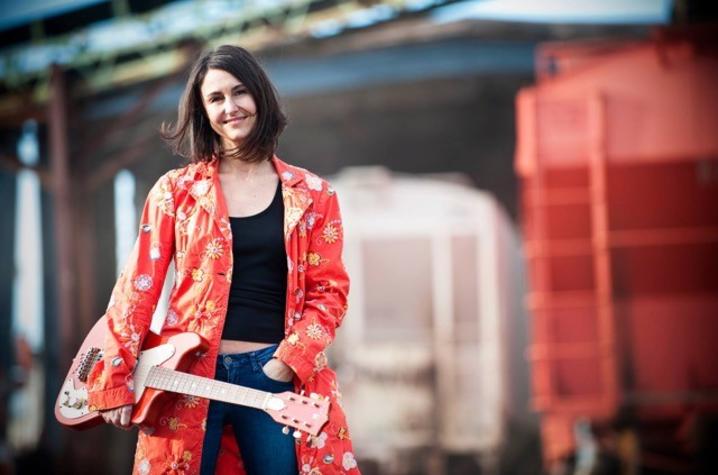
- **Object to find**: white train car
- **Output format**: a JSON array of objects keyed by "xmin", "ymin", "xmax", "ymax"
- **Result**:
[{"xmin": 329, "ymin": 167, "xmax": 530, "ymax": 474}]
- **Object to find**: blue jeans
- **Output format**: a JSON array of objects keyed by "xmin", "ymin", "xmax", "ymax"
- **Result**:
[{"xmin": 200, "ymin": 344, "xmax": 297, "ymax": 475}]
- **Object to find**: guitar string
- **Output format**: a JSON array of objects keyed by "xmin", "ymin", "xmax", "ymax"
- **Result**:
[{"xmin": 148, "ymin": 366, "xmax": 268, "ymax": 409}]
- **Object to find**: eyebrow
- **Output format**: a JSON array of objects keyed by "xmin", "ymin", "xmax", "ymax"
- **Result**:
[{"xmin": 204, "ymin": 84, "xmax": 246, "ymax": 99}]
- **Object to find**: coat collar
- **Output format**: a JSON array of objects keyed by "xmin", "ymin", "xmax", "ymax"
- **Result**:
[{"xmin": 187, "ymin": 155, "xmax": 313, "ymax": 242}]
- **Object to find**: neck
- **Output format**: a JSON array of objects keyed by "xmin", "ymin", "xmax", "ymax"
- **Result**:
[
  {"xmin": 219, "ymin": 155, "xmax": 273, "ymax": 176},
  {"xmin": 146, "ymin": 366, "xmax": 270, "ymax": 410}
]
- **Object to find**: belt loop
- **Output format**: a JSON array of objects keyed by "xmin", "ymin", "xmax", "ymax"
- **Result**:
[{"xmin": 251, "ymin": 350, "xmax": 262, "ymax": 372}]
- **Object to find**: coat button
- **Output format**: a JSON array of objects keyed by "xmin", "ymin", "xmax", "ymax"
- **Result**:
[{"xmin": 322, "ymin": 454, "xmax": 334, "ymax": 464}]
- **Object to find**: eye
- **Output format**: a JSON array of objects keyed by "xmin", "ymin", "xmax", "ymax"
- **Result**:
[{"xmin": 234, "ymin": 88, "xmax": 247, "ymax": 96}]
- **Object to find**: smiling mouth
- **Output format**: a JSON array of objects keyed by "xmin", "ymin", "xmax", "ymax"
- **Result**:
[{"xmin": 224, "ymin": 116, "xmax": 247, "ymax": 124}]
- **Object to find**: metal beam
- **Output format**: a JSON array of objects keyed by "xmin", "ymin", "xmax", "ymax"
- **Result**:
[
  {"xmin": 48, "ymin": 65, "xmax": 75, "ymax": 373},
  {"xmin": 85, "ymin": 130, "xmax": 157, "ymax": 192},
  {"xmin": 75, "ymin": 70, "xmax": 181, "ymax": 165}
]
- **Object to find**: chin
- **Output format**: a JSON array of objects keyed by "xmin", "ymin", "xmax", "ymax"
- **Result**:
[{"xmin": 222, "ymin": 133, "xmax": 250, "ymax": 147}]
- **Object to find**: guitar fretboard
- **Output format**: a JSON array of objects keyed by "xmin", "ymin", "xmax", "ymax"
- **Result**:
[{"xmin": 146, "ymin": 366, "xmax": 270, "ymax": 410}]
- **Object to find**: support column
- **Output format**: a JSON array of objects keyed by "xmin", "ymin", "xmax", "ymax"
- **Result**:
[{"xmin": 48, "ymin": 65, "xmax": 75, "ymax": 373}]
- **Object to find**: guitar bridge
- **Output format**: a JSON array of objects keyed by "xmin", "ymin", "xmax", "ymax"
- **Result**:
[{"xmin": 76, "ymin": 347, "xmax": 103, "ymax": 382}]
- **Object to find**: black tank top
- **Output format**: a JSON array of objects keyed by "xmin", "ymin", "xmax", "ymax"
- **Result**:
[{"xmin": 222, "ymin": 180, "xmax": 287, "ymax": 342}]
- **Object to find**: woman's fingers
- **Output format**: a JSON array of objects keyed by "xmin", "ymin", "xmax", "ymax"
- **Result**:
[
  {"xmin": 120, "ymin": 405, "xmax": 132, "ymax": 427},
  {"xmin": 99, "ymin": 405, "xmax": 133, "ymax": 429},
  {"xmin": 111, "ymin": 409, "xmax": 121, "ymax": 426}
]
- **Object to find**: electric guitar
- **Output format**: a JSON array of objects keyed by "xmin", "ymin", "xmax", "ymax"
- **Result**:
[{"xmin": 55, "ymin": 317, "xmax": 329, "ymax": 438}]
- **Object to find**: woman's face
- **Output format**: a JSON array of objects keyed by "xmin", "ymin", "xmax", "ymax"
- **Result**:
[{"xmin": 200, "ymin": 68, "xmax": 257, "ymax": 149}]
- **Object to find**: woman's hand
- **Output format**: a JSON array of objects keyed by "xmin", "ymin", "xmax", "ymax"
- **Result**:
[
  {"xmin": 261, "ymin": 357, "xmax": 295, "ymax": 383},
  {"xmin": 100, "ymin": 404, "xmax": 134, "ymax": 430}
]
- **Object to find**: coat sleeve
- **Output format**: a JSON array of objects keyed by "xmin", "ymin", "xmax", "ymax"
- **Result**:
[
  {"xmin": 273, "ymin": 186, "xmax": 350, "ymax": 384},
  {"xmin": 86, "ymin": 172, "xmax": 176, "ymax": 410}
]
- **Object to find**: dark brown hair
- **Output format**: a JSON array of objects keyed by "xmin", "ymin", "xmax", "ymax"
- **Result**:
[{"xmin": 162, "ymin": 45, "xmax": 287, "ymax": 163}]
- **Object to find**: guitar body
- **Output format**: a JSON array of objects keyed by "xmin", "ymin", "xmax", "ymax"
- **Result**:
[
  {"xmin": 55, "ymin": 318, "xmax": 209, "ymax": 430},
  {"xmin": 55, "ymin": 317, "xmax": 107, "ymax": 429}
]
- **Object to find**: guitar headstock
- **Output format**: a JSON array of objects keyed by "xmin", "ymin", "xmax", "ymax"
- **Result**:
[{"xmin": 263, "ymin": 391, "xmax": 330, "ymax": 437}]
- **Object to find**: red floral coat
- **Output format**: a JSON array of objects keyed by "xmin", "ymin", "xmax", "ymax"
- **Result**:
[{"xmin": 87, "ymin": 156, "xmax": 360, "ymax": 474}]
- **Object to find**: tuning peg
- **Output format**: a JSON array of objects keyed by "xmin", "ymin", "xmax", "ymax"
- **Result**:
[
  {"xmin": 293, "ymin": 430, "xmax": 302, "ymax": 439},
  {"xmin": 282, "ymin": 426, "xmax": 290, "ymax": 435}
]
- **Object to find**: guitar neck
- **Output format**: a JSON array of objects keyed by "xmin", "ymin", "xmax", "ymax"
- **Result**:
[{"xmin": 146, "ymin": 366, "xmax": 271, "ymax": 410}]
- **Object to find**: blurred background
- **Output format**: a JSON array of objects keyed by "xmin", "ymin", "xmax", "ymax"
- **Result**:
[{"xmin": 1, "ymin": 0, "xmax": 717, "ymax": 474}]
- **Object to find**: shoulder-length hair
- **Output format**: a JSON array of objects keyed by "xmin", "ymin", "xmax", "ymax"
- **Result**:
[{"xmin": 162, "ymin": 45, "xmax": 287, "ymax": 163}]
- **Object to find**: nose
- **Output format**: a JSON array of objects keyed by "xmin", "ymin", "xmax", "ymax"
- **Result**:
[{"xmin": 223, "ymin": 96, "xmax": 239, "ymax": 114}]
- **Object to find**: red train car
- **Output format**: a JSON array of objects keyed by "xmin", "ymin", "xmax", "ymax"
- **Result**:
[{"xmin": 515, "ymin": 27, "xmax": 718, "ymax": 473}]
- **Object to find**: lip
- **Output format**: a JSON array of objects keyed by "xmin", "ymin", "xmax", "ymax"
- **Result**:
[{"xmin": 224, "ymin": 116, "xmax": 247, "ymax": 124}]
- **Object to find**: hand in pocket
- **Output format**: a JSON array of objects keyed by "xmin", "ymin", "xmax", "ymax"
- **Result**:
[{"xmin": 261, "ymin": 357, "xmax": 294, "ymax": 383}]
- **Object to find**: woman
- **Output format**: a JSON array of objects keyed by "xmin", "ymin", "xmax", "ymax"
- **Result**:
[{"xmin": 86, "ymin": 45, "xmax": 360, "ymax": 475}]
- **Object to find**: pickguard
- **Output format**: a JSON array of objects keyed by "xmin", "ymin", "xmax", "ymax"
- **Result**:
[{"xmin": 57, "ymin": 378, "xmax": 90, "ymax": 419}]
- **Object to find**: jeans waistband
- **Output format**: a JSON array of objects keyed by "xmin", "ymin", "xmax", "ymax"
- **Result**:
[{"xmin": 217, "ymin": 343, "xmax": 279, "ymax": 370}]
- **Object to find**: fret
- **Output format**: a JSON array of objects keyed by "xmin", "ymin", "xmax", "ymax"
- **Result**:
[
  {"xmin": 165, "ymin": 369, "xmax": 173, "ymax": 391},
  {"xmin": 245, "ymin": 387, "xmax": 253, "ymax": 407},
  {"xmin": 170, "ymin": 372, "xmax": 180, "ymax": 392},
  {"xmin": 250, "ymin": 388, "xmax": 260, "ymax": 409},
  {"xmin": 249, "ymin": 388, "xmax": 257, "ymax": 409},
  {"xmin": 145, "ymin": 368, "xmax": 155, "ymax": 388},
  {"xmin": 242, "ymin": 388, "xmax": 249, "ymax": 407},
  {"xmin": 160, "ymin": 367, "xmax": 168, "ymax": 390},
  {"xmin": 154, "ymin": 367, "xmax": 163, "ymax": 389},
  {"xmin": 189, "ymin": 375, "xmax": 197, "ymax": 396},
  {"xmin": 220, "ymin": 381, "xmax": 233, "ymax": 404},
  {"xmin": 180, "ymin": 372, "xmax": 190, "ymax": 395},
  {"xmin": 162, "ymin": 368, "xmax": 170, "ymax": 391},
  {"xmin": 150, "ymin": 367, "xmax": 162, "ymax": 390},
  {"xmin": 219, "ymin": 381, "xmax": 233, "ymax": 404},
  {"xmin": 234, "ymin": 385, "xmax": 241, "ymax": 405},
  {"xmin": 230, "ymin": 382, "xmax": 242, "ymax": 404},
  {"xmin": 166, "ymin": 369, "xmax": 176, "ymax": 391},
  {"xmin": 217, "ymin": 381, "xmax": 229, "ymax": 402},
  {"xmin": 189, "ymin": 375, "xmax": 200, "ymax": 397},
  {"xmin": 156, "ymin": 368, "xmax": 165, "ymax": 390}
]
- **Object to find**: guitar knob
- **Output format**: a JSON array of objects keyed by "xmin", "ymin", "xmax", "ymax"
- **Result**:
[
  {"xmin": 293, "ymin": 430, "xmax": 302, "ymax": 439},
  {"xmin": 282, "ymin": 426, "xmax": 290, "ymax": 435}
]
